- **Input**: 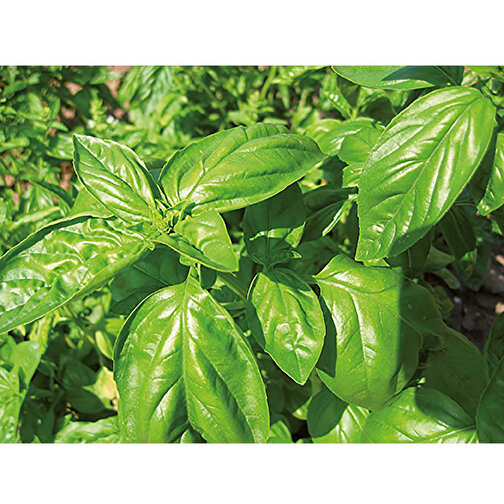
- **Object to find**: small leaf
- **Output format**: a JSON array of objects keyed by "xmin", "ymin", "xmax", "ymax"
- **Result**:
[
  {"xmin": 73, "ymin": 135, "xmax": 162, "ymax": 224},
  {"xmin": 307, "ymin": 387, "xmax": 368, "ymax": 443},
  {"xmin": 478, "ymin": 132, "xmax": 504, "ymax": 215},
  {"xmin": 247, "ymin": 268, "xmax": 325, "ymax": 384},
  {"xmin": 243, "ymin": 183, "xmax": 305, "ymax": 266},
  {"xmin": 55, "ymin": 416, "xmax": 121, "ymax": 443}
]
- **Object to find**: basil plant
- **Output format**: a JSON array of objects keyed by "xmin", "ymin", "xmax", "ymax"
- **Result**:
[{"xmin": 2, "ymin": 65, "xmax": 504, "ymax": 443}]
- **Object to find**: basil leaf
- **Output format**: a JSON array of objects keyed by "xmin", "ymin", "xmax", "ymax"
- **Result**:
[
  {"xmin": 333, "ymin": 66, "xmax": 464, "ymax": 90},
  {"xmin": 484, "ymin": 313, "xmax": 504, "ymax": 378},
  {"xmin": 73, "ymin": 135, "xmax": 162, "ymax": 224},
  {"xmin": 243, "ymin": 183, "xmax": 305, "ymax": 267},
  {"xmin": 114, "ymin": 277, "xmax": 269, "ymax": 443},
  {"xmin": 362, "ymin": 387, "xmax": 477, "ymax": 443},
  {"xmin": 356, "ymin": 87, "xmax": 495, "ymax": 261},
  {"xmin": 110, "ymin": 245, "xmax": 189, "ymax": 315},
  {"xmin": 173, "ymin": 210, "xmax": 239, "ymax": 272},
  {"xmin": 0, "ymin": 216, "xmax": 147, "ymax": 333},
  {"xmin": 0, "ymin": 340, "xmax": 40, "ymax": 443},
  {"xmin": 476, "ymin": 357, "xmax": 504, "ymax": 442},
  {"xmin": 307, "ymin": 387, "xmax": 368, "ymax": 443},
  {"xmin": 159, "ymin": 124, "xmax": 324, "ymax": 214},
  {"xmin": 68, "ymin": 188, "xmax": 113, "ymax": 219},
  {"xmin": 439, "ymin": 206, "xmax": 476, "ymax": 260},
  {"xmin": 478, "ymin": 132, "xmax": 504, "ymax": 215},
  {"xmin": 422, "ymin": 330, "xmax": 486, "ymax": 417},
  {"xmin": 315, "ymin": 254, "xmax": 449, "ymax": 410},
  {"xmin": 55, "ymin": 416, "xmax": 121, "ymax": 443},
  {"xmin": 246, "ymin": 268, "xmax": 325, "ymax": 384},
  {"xmin": 302, "ymin": 186, "xmax": 355, "ymax": 242}
]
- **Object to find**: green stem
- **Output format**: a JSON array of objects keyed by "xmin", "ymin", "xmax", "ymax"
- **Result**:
[{"xmin": 260, "ymin": 66, "xmax": 277, "ymax": 100}]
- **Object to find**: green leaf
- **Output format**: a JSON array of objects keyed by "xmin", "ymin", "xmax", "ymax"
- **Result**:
[
  {"xmin": 315, "ymin": 255, "xmax": 450, "ymax": 410},
  {"xmin": 476, "ymin": 357, "xmax": 504, "ymax": 442},
  {"xmin": 422, "ymin": 330, "xmax": 486, "ymax": 417},
  {"xmin": 439, "ymin": 206, "xmax": 476, "ymax": 260},
  {"xmin": 332, "ymin": 66, "xmax": 464, "ymax": 90},
  {"xmin": 159, "ymin": 124, "xmax": 324, "ymax": 214},
  {"xmin": 267, "ymin": 414, "xmax": 293, "ymax": 443},
  {"xmin": 356, "ymin": 87, "xmax": 495, "ymax": 261},
  {"xmin": 302, "ymin": 186, "xmax": 355, "ymax": 242},
  {"xmin": 362, "ymin": 387, "xmax": 477, "ymax": 443},
  {"xmin": 0, "ymin": 340, "xmax": 41, "ymax": 443},
  {"xmin": 110, "ymin": 245, "xmax": 188, "ymax": 315},
  {"xmin": 115, "ymin": 277, "xmax": 269, "ymax": 443},
  {"xmin": 0, "ymin": 216, "xmax": 147, "ymax": 333},
  {"xmin": 73, "ymin": 135, "xmax": 162, "ymax": 224},
  {"xmin": 243, "ymin": 183, "xmax": 305, "ymax": 266},
  {"xmin": 246, "ymin": 268, "xmax": 325, "ymax": 384},
  {"xmin": 55, "ymin": 416, "xmax": 121, "ymax": 443},
  {"xmin": 307, "ymin": 387, "xmax": 368, "ymax": 443},
  {"xmin": 69, "ymin": 188, "xmax": 113, "ymax": 219},
  {"xmin": 173, "ymin": 210, "xmax": 238, "ymax": 272},
  {"xmin": 484, "ymin": 313, "xmax": 504, "ymax": 378},
  {"xmin": 478, "ymin": 132, "xmax": 504, "ymax": 215}
]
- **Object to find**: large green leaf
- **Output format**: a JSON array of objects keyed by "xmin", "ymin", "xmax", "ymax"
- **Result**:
[
  {"xmin": 362, "ymin": 387, "xmax": 477, "ymax": 443},
  {"xmin": 55, "ymin": 416, "xmax": 122, "ymax": 443},
  {"xmin": 356, "ymin": 87, "xmax": 495, "ymax": 261},
  {"xmin": 0, "ymin": 216, "xmax": 147, "ymax": 333},
  {"xmin": 476, "ymin": 357, "xmax": 504, "ymax": 442},
  {"xmin": 0, "ymin": 340, "xmax": 41, "ymax": 443},
  {"xmin": 315, "ymin": 255, "xmax": 450, "ymax": 410},
  {"xmin": 307, "ymin": 387, "xmax": 368, "ymax": 443},
  {"xmin": 243, "ymin": 183, "xmax": 305, "ymax": 267},
  {"xmin": 333, "ymin": 66, "xmax": 464, "ymax": 90},
  {"xmin": 246, "ymin": 268, "xmax": 325, "ymax": 384},
  {"xmin": 115, "ymin": 277, "xmax": 269, "ymax": 443},
  {"xmin": 422, "ymin": 330, "xmax": 486, "ymax": 417},
  {"xmin": 73, "ymin": 135, "xmax": 162, "ymax": 224},
  {"xmin": 478, "ymin": 132, "xmax": 504, "ymax": 215},
  {"xmin": 159, "ymin": 124, "xmax": 324, "ymax": 214}
]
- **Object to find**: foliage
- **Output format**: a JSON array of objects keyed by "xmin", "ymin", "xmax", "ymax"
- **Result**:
[{"xmin": 2, "ymin": 65, "xmax": 504, "ymax": 442}]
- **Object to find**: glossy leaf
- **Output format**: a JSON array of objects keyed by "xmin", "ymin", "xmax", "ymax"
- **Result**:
[
  {"xmin": 247, "ymin": 268, "xmax": 325, "ymax": 384},
  {"xmin": 243, "ymin": 183, "xmax": 305, "ymax": 266},
  {"xmin": 307, "ymin": 387, "xmax": 368, "ymax": 443},
  {"xmin": 0, "ymin": 217, "xmax": 147, "ymax": 333},
  {"xmin": 362, "ymin": 387, "xmax": 477, "ymax": 443},
  {"xmin": 173, "ymin": 210, "xmax": 238, "ymax": 272},
  {"xmin": 55, "ymin": 416, "xmax": 121, "ymax": 443},
  {"xmin": 478, "ymin": 132, "xmax": 504, "ymax": 215},
  {"xmin": 159, "ymin": 124, "xmax": 324, "ymax": 214},
  {"xmin": 73, "ymin": 134, "xmax": 162, "ymax": 224},
  {"xmin": 356, "ymin": 87, "xmax": 495, "ymax": 261},
  {"xmin": 476, "ymin": 358, "xmax": 504, "ymax": 442},
  {"xmin": 0, "ymin": 341, "xmax": 40, "ymax": 443},
  {"xmin": 333, "ymin": 66, "xmax": 464, "ymax": 90},
  {"xmin": 115, "ymin": 277, "xmax": 269, "ymax": 443},
  {"xmin": 303, "ymin": 186, "xmax": 355, "ymax": 242},
  {"xmin": 315, "ymin": 255, "xmax": 450, "ymax": 410}
]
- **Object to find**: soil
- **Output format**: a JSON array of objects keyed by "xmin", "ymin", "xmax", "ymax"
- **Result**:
[{"xmin": 445, "ymin": 243, "xmax": 504, "ymax": 350}]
